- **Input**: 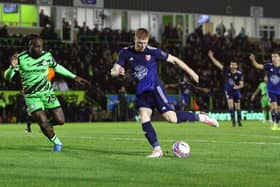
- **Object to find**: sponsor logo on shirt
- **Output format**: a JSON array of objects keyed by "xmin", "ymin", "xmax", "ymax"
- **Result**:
[
  {"xmin": 133, "ymin": 65, "xmax": 148, "ymax": 80},
  {"xmin": 270, "ymin": 75, "xmax": 280, "ymax": 85},
  {"xmin": 145, "ymin": 55, "xmax": 151, "ymax": 61},
  {"xmin": 228, "ymin": 78, "xmax": 235, "ymax": 86}
]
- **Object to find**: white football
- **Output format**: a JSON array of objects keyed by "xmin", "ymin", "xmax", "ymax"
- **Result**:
[{"xmin": 172, "ymin": 141, "xmax": 190, "ymax": 158}]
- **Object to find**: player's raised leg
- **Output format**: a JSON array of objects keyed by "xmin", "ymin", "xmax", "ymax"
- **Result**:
[
  {"xmin": 32, "ymin": 110, "xmax": 63, "ymax": 152},
  {"xmin": 156, "ymin": 84, "xmax": 219, "ymax": 127},
  {"xmin": 48, "ymin": 107, "xmax": 65, "ymax": 126},
  {"xmin": 162, "ymin": 110, "xmax": 219, "ymax": 127}
]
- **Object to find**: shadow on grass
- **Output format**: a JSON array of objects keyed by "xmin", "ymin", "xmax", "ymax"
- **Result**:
[
  {"xmin": 0, "ymin": 145, "xmax": 51, "ymax": 152},
  {"xmin": 0, "ymin": 144, "xmax": 176, "ymax": 158}
]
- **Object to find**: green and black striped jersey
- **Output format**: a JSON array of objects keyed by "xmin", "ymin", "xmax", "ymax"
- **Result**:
[
  {"xmin": 17, "ymin": 51, "xmax": 55, "ymax": 95},
  {"xmin": 4, "ymin": 50, "xmax": 76, "ymax": 96}
]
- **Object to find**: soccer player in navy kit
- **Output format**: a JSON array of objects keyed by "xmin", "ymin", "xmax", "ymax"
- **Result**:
[
  {"xmin": 250, "ymin": 51, "xmax": 280, "ymax": 130},
  {"xmin": 165, "ymin": 75, "xmax": 210, "ymax": 111},
  {"xmin": 165, "ymin": 76, "xmax": 192, "ymax": 111},
  {"xmin": 208, "ymin": 50, "xmax": 244, "ymax": 127},
  {"xmin": 111, "ymin": 28, "xmax": 219, "ymax": 158}
]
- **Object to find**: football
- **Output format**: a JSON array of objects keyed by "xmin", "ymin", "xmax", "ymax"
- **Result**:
[{"xmin": 172, "ymin": 141, "xmax": 190, "ymax": 158}]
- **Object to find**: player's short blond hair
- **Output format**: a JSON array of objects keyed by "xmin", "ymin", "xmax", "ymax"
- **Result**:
[{"xmin": 135, "ymin": 28, "xmax": 150, "ymax": 39}]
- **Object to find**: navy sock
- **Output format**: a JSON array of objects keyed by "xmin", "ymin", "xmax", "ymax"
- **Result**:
[
  {"xmin": 272, "ymin": 110, "xmax": 277, "ymax": 123},
  {"xmin": 229, "ymin": 108, "xmax": 235, "ymax": 123},
  {"xmin": 142, "ymin": 122, "xmax": 159, "ymax": 148},
  {"xmin": 276, "ymin": 112, "xmax": 279, "ymax": 123},
  {"xmin": 176, "ymin": 111, "xmax": 199, "ymax": 123},
  {"xmin": 237, "ymin": 110, "xmax": 241, "ymax": 123}
]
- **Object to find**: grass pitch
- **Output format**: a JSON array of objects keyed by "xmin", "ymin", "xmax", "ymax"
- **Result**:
[{"xmin": 0, "ymin": 121, "xmax": 280, "ymax": 187}]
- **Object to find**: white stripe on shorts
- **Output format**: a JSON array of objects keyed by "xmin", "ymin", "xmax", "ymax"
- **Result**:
[{"xmin": 156, "ymin": 86, "xmax": 168, "ymax": 103}]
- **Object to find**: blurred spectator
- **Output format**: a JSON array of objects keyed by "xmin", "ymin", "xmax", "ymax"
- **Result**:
[
  {"xmin": 216, "ymin": 22, "xmax": 226, "ymax": 37},
  {"xmin": 117, "ymin": 86, "xmax": 129, "ymax": 121},
  {"xmin": 39, "ymin": 9, "xmax": 47, "ymax": 27},
  {"xmin": 52, "ymin": 77, "xmax": 69, "ymax": 91},
  {"xmin": 237, "ymin": 27, "xmax": 247, "ymax": 39},
  {"xmin": 73, "ymin": 19, "xmax": 80, "ymax": 29},
  {"xmin": 40, "ymin": 23, "xmax": 58, "ymax": 40},
  {"xmin": 62, "ymin": 18, "xmax": 71, "ymax": 40},
  {"xmin": 228, "ymin": 22, "xmax": 236, "ymax": 38},
  {"xmin": 0, "ymin": 24, "xmax": 9, "ymax": 37}
]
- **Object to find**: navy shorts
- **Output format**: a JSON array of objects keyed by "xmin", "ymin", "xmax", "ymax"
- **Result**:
[
  {"xmin": 135, "ymin": 85, "xmax": 174, "ymax": 113},
  {"xmin": 268, "ymin": 92, "xmax": 280, "ymax": 105},
  {"xmin": 225, "ymin": 90, "xmax": 241, "ymax": 103}
]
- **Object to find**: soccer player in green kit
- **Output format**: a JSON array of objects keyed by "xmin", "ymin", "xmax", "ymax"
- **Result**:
[
  {"xmin": 251, "ymin": 75, "xmax": 271, "ymax": 123},
  {"xmin": 4, "ymin": 35, "xmax": 89, "ymax": 152}
]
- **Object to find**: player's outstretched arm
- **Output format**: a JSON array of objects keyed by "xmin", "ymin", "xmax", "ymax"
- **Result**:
[
  {"xmin": 52, "ymin": 64, "xmax": 89, "ymax": 85},
  {"xmin": 165, "ymin": 83, "xmax": 178, "ymax": 89},
  {"xmin": 194, "ymin": 86, "xmax": 210, "ymax": 93},
  {"xmin": 208, "ymin": 50, "xmax": 223, "ymax": 70},
  {"xmin": 166, "ymin": 54, "xmax": 199, "ymax": 83},
  {"xmin": 4, "ymin": 53, "xmax": 18, "ymax": 80},
  {"xmin": 74, "ymin": 76, "xmax": 89, "ymax": 86},
  {"xmin": 110, "ymin": 63, "xmax": 125, "ymax": 77},
  {"xmin": 250, "ymin": 87, "xmax": 260, "ymax": 101},
  {"xmin": 249, "ymin": 53, "xmax": 264, "ymax": 69}
]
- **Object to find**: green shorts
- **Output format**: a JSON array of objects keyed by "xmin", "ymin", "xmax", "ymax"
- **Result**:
[
  {"xmin": 261, "ymin": 96, "xmax": 270, "ymax": 108},
  {"xmin": 25, "ymin": 91, "xmax": 61, "ymax": 114}
]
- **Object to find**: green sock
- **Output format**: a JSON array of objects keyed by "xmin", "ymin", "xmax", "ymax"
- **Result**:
[{"xmin": 50, "ymin": 135, "xmax": 62, "ymax": 145}]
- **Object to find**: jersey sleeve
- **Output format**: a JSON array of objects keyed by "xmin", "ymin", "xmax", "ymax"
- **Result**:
[
  {"xmin": 154, "ymin": 48, "xmax": 169, "ymax": 61},
  {"xmin": 258, "ymin": 83, "xmax": 262, "ymax": 90},
  {"xmin": 4, "ymin": 66, "xmax": 17, "ymax": 80},
  {"xmin": 53, "ymin": 64, "xmax": 76, "ymax": 79},
  {"xmin": 263, "ymin": 62, "xmax": 271, "ymax": 71},
  {"xmin": 223, "ymin": 67, "xmax": 229, "ymax": 74},
  {"xmin": 47, "ymin": 52, "xmax": 76, "ymax": 79},
  {"xmin": 115, "ymin": 49, "xmax": 127, "ymax": 67}
]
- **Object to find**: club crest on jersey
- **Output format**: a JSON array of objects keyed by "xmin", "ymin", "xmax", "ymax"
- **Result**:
[
  {"xmin": 42, "ymin": 60, "xmax": 48, "ymax": 65},
  {"xmin": 35, "ymin": 60, "xmax": 48, "ymax": 66},
  {"xmin": 145, "ymin": 55, "xmax": 151, "ymax": 61}
]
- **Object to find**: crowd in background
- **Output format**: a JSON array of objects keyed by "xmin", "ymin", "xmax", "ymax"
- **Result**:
[{"xmin": 0, "ymin": 21, "xmax": 279, "ymax": 122}]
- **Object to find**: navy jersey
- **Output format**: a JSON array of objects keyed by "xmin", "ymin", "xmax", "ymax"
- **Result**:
[
  {"xmin": 179, "ymin": 81, "xmax": 191, "ymax": 106},
  {"xmin": 179, "ymin": 81, "xmax": 191, "ymax": 97},
  {"xmin": 264, "ymin": 62, "xmax": 280, "ymax": 94},
  {"xmin": 116, "ymin": 45, "xmax": 169, "ymax": 95},
  {"xmin": 223, "ymin": 67, "xmax": 243, "ymax": 93}
]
